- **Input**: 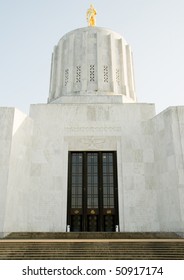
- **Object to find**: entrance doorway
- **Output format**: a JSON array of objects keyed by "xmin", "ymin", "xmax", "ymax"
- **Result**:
[{"xmin": 67, "ymin": 152, "xmax": 119, "ymax": 232}]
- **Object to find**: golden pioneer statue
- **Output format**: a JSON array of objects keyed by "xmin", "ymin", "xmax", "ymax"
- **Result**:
[{"xmin": 86, "ymin": 4, "xmax": 97, "ymax": 27}]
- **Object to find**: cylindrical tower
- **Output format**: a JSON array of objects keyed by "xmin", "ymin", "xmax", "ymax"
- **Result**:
[{"xmin": 48, "ymin": 27, "xmax": 136, "ymax": 104}]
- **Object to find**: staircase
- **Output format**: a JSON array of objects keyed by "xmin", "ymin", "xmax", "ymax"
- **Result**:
[{"xmin": 0, "ymin": 232, "xmax": 184, "ymax": 260}]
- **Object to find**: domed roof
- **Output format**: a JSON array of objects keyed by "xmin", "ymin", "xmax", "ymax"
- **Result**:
[{"xmin": 48, "ymin": 27, "xmax": 136, "ymax": 104}]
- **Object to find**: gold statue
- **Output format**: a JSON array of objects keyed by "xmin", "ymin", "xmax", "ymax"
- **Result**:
[{"xmin": 86, "ymin": 4, "xmax": 97, "ymax": 27}]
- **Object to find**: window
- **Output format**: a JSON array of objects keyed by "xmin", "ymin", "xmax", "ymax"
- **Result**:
[
  {"xmin": 64, "ymin": 69, "xmax": 69, "ymax": 86},
  {"xmin": 104, "ymin": 65, "xmax": 109, "ymax": 83},
  {"xmin": 71, "ymin": 153, "xmax": 83, "ymax": 208},
  {"xmin": 116, "ymin": 69, "xmax": 120, "ymax": 86},
  {"xmin": 90, "ymin": 65, "xmax": 95, "ymax": 82},
  {"xmin": 76, "ymin": 66, "xmax": 81, "ymax": 83}
]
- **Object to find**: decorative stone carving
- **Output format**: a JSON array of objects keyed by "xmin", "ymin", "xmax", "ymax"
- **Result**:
[{"xmin": 82, "ymin": 137, "xmax": 105, "ymax": 149}]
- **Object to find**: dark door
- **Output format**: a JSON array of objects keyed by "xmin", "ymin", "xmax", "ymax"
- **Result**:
[{"xmin": 67, "ymin": 152, "xmax": 119, "ymax": 232}]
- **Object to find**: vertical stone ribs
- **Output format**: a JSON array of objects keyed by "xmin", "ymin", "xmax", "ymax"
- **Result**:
[{"xmin": 48, "ymin": 28, "xmax": 136, "ymax": 102}]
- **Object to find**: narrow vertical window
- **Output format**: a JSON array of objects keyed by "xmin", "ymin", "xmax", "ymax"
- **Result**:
[
  {"xmin": 76, "ymin": 66, "xmax": 81, "ymax": 83},
  {"xmin": 116, "ymin": 69, "xmax": 120, "ymax": 86},
  {"xmin": 89, "ymin": 65, "xmax": 95, "ymax": 82},
  {"xmin": 104, "ymin": 65, "xmax": 109, "ymax": 83},
  {"xmin": 64, "ymin": 69, "xmax": 69, "ymax": 86},
  {"xmin": 71, "ymin": 153, "xmax": 83, "ymax": 208},
  {"xmin": 87, "ymin": 153, "xmax": 98, "ymax": 208},
  {"xmin": 102, "ymin": 152, "xmax": 114, "ymax": 208}
]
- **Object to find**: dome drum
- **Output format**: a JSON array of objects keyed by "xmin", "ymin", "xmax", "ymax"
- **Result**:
[{"xmin": 48, "ymin": 27, "xmax": 136, "ymax": 104}]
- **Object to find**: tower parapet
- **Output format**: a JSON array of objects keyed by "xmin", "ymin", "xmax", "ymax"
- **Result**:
[{"xmin": 48, "ymin": 27, "xmax": 136, "ymax": 104}]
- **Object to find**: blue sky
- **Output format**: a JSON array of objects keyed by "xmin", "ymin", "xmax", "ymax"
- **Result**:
[{"xmin": 0, "ymin": 0, "xmax": 184, "ymax": 113}]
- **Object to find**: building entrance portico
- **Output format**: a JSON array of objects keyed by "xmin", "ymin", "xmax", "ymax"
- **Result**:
[{"xmin": 67, "ymin": 152, "xmax": 119, "ymax": 232}]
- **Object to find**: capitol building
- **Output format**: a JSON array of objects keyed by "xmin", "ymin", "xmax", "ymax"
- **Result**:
[{"xmin": 0, "ymin": 7, "xmax": 184, "ymax": 235}]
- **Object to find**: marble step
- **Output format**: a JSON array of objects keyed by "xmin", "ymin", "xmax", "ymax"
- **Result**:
[
  {"xmin": 0, "ymin": 240, "xmax": 184, "ymax": 260},
  {"xmin": 3, "ymin": 232, "xmax": 181, "ymax": 240}
]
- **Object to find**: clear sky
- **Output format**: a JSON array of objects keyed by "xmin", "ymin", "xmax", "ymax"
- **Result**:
[{"xmin": 0, "ymin": 0, "xmax": 184, "ymax": 114}]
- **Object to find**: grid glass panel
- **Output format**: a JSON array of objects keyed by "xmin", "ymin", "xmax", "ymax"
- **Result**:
[
  {"xmin": 71, "ymin": 153, "xmax": 83, "ymax": 208},
  {"xmin": 102, "ymin": 152, "xmax": 114, "ymax": 208},
  {"xmin": 87, "ymin": 153, "xmax": 98, "ymax": 208}
]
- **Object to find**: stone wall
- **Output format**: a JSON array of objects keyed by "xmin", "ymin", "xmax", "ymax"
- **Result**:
[
  {"xmin": 152, "ymin": 107, "xmax": 184, "ymax": 231},
  {"xmin": 1, "ymin": 104, "xmax": 184, "ymax": 233},
  {"xmin": 27, "ymin": 102, "xmax": 156, "ymax": 232},
  {"xmin": 0, "ymin": 108, "xmax": 14, "ymax": 233},
  {"xmin": 0, "ymin": 109, "xmax": 33, "ymax": 232}
]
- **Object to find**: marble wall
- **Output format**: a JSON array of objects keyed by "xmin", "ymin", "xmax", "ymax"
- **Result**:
[
  {"xmin": 0, "ymin": 108, "xmax": 14, "ymax": 234},
  {"xmin": 1, "ymin": 103, "xmax": 184, "ymax": 233},
  {"xmin": 152, "ymin": 107, "xmax": 184, "ymax": 231},
  {"xmin": 0, "ymin": 108, "xmax": 33, "ymax": 233},
  {"xmin": 27, "ymin": 102, "xmax": 157, "ymax": 232}
]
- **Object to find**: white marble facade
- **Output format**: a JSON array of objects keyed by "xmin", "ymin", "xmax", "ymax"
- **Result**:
[{"xmin": 0, "ymin": 27, "xmax": 184, "ymax": 233}]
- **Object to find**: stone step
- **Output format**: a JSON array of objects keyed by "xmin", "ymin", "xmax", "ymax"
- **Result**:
[
  {"xmin": 0, "ymin": 240, "xmax": 184, "ymax": 260},
  {"xmin": 1, "ymin": 232, "xmax": 184, "ymax": 260},
  {"xmin": 3, "ymin": 232, "xmax": 181, "ymax": 240}
]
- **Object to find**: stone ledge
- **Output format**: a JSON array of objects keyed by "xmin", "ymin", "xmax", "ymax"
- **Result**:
[{"xmin": 3, "ymin": 232, "xmax": 182, "ymax": 240}]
